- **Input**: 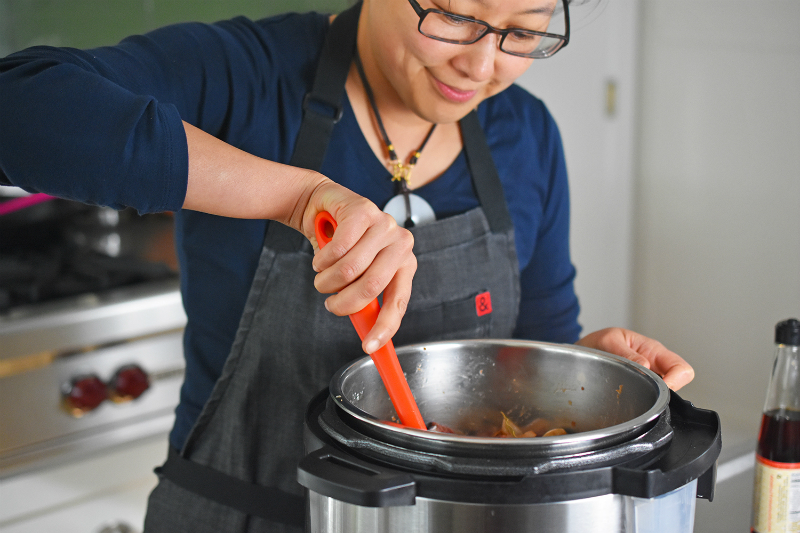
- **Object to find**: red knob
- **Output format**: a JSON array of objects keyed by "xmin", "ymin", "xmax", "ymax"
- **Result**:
[
  {"xmin": 63, "ymin": 375, "xmax": 108, "ymax": 416},
  {"xmin": 109, "ymin": 365, "xmax": 150, "ymax": 402}
]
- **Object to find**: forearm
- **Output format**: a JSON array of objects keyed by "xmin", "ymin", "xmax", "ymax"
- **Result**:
[{"xmin": 182, "ymin": 121, "xmax": 326, "ymax": 230}]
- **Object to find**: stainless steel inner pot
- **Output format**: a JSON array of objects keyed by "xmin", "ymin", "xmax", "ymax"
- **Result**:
[{"xmin": 329, "ymin": 339, "xmax": 670, "ymax": 459}]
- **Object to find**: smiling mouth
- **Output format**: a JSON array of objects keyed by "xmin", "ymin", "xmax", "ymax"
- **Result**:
[{"xmin": 433, "ymin": 78, "xmax": 478, "ymax": 104}]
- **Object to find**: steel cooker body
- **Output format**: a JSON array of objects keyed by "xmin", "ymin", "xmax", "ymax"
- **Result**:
[
  {"xmin": 298, "ymin": 340, "xmax": 721, "ymax": 533},
  {"xmin": 305, "ymin": 482, "xmax": 699, "ymax": 533}
]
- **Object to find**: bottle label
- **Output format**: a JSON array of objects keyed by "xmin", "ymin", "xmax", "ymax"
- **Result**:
[{"xmin": 753, "ymin": 455, "xmax": 800, "ymax": 532}]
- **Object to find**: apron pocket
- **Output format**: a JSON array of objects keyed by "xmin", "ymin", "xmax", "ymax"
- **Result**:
[{"xmin": 394, "ymin": 291, "xmax": 492, "ymax": 346}]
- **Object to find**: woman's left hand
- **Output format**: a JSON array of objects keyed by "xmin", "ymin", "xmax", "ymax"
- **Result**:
[{"xmin": 575, "ymin": 328, "xmax": 695, "ymax": 391}]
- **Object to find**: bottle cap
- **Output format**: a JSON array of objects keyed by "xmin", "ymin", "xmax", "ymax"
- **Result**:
[{"xmin": 776, "ymin": 318, "xmax": 800, "ymax": 346}]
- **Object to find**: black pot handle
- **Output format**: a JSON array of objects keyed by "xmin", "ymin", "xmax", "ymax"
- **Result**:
[
  {"xmin": 611, "ymin": 392, "xmax": 722, "ymax": 500},
  {"xmin": 297, "ymin": 445, "xmax": 417, "ymax": 507}
]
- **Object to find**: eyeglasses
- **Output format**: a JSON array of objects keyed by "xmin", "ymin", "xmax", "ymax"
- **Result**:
[{"xmin": 406, "ymin": 0, "xmax": 570, "ymax": 59}]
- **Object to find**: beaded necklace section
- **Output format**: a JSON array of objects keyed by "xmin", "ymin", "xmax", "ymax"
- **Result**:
[{"xmin": 354, "ymin": 53, "xmax": 437, "ymax": 228}]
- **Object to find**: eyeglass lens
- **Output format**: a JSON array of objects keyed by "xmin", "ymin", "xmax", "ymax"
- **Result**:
[{"xmin": 419, "ymin": 3, "xmax": 567, "ymax": 57}]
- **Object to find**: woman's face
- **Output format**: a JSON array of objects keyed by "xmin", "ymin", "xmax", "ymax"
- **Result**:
[{"xmin": 362, "ymin": 0, "xmax": 557, "ymax": 124}]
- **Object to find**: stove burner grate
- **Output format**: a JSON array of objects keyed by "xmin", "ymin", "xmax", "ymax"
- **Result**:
[{"xmin": 0, "ymin": 248, "xmax": 176, "ymax": 312}]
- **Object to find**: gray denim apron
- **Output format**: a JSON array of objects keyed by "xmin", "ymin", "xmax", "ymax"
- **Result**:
[{"xmin": 144, "ymin": 3, "xmax": 520, "ymax": 532}]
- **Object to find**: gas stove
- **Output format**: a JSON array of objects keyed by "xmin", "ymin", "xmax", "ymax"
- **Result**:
[{"xmin": 0, "ymin": 197, "xmax": 186, "ymax": 479}]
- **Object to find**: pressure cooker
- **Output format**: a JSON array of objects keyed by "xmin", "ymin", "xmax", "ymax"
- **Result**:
[{"xmin": 298, "ymin": 340, "xmax": 720, "ymax": 533}]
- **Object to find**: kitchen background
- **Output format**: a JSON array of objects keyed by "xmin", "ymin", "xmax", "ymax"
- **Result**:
[{"xmin": 0, "ymin": 0, "xmax": 798, "ymax": 532}]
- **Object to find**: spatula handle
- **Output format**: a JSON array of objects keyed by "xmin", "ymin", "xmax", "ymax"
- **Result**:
[{"xmin": 314, "ymin": 211, "xmax": 426, "ymax": 429}]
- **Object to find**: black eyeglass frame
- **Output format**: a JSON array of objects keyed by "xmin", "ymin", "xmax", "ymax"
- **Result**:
[{"xmin": 406, "ymin": 0, "xmax": 570, "ymax": 59}]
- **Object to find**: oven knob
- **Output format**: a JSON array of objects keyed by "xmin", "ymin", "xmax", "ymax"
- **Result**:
[
  {"xmin": 63, "ymin": 375, "xmax": 108, "ymax": 416},
  {"xmin": 109, "ymin": 365, "xmax": 150, "ymax": 402}
]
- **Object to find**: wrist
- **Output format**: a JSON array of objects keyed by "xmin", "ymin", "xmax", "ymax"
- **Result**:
[{"xmin": 279, "ymin": 168, "xmax": 330, "ymax": 233}]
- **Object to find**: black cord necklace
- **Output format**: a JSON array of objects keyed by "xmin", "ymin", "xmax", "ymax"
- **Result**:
[{"xmin": 354, "ymin": 52, "xmax": 437, "ymax": 228}]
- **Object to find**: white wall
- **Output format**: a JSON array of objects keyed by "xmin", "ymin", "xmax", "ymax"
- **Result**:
[{"xmin": 633, "ymin": 0, "xmax": 800, "ymax": 445}]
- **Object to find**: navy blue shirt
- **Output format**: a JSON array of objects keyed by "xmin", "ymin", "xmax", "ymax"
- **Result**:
[{"xmin": 0, "ymin": 12, "xmax": 581, "ymax": 450}]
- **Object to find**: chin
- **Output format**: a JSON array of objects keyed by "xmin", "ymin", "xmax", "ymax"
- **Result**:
[{"xmin": 413, "ymin": 96, "xmax": 481, "ymax": 124}]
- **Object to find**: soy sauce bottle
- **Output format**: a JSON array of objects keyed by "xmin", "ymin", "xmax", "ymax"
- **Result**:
[{"xmin": 752, "ymin": 318, "xmax": 800, "ymax": 533}]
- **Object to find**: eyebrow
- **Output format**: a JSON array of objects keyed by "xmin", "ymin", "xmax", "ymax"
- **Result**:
[
  {"xmin": 522, "ymin": 3, "xmax": 557, "ymax": 16},
  {"xmin": 458, "ymin": 0, "xmax": 556, "ymax": 16}
]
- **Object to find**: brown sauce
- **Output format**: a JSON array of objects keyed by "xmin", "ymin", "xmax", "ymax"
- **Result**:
[{"xmin": 427, "ymin": 413, "xmax": 569, "ymax": 438}]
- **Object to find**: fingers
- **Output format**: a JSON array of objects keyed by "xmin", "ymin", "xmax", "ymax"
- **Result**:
[
  {"xmin": 360, "ymin": 258, "xmax": 416, "ymax": 353},
  {"xmin": 576, "ymin": 328, "xmax": 695, "ymax": 391},
  {"xmin": 576, "ymin": 328, "xmax": 646, "ymax": 364},
  {"xmin": 629, "ymin": 333, "xmax": 695, "ymax": 390},
  {"xmin": 318, "ymin": 227, "xmax": 416, "ymax": 352},
  {"xmin": 309, "ymin": 199, "xmax": 381, "ymax": 274},
  {"xmin": 653, "ymin": 352, "xmax": 695, "ymax": 391},
  {"xmin": 312, "ymin": 212, "xmax": 405, "ymax": 295},
  {"xmin": 302, "ymin": 182, "xmax": 417, "ymax": 353}
]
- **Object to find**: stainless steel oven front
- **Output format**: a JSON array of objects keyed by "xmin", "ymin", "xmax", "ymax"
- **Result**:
[
  {"xmin": 0, "ymin": 198, "xmax": 189, "ymax": 533},
  {"xmin": 0, "ymin": 279, "xmax": 186, "ymax": 478}
]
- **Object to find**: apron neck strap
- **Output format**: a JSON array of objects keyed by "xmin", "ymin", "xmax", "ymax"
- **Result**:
[
  {"xmin": 459, "ymin": 110, "xmax": 514, "ymax": 233},
  {"xmin": 289, "ymin": 1, "xmax": 362, "ymax": 171}
]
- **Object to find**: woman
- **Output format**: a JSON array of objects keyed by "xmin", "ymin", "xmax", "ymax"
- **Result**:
[{"xmin": 0, "ymin": 0, "xmax": 694, "ymax": 530}]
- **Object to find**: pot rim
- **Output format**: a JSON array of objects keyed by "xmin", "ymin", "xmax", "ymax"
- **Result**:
[{"xmin": 329, "ymin": 339, "xmax": 671, "ymax": 452}]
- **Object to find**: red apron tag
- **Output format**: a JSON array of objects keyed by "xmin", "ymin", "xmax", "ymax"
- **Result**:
[{"xmin": 475, "ymin": 291, "xmax": 492, "ymax": 317}]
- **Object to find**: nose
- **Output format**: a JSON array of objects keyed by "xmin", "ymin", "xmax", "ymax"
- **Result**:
[{"xmin": 452, "ymin": 32, "xmax": 498, "ymax": 82}]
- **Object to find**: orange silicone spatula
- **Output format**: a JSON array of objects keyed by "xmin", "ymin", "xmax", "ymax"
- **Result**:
[{"xmin": 314, "ymin": 211, "xmax": 426, "ymax": 430}]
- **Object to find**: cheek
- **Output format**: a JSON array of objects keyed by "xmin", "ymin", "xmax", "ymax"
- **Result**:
[
  {"xmin": 471, "ymin": 59, "xmax": 532, "ymax": 103},
  {"xmin": 401, "ymin": 34, "xmax": 458, "ymax": 70},
  {"xmin": 383, "ymin": 37, "xmax": 456, "ymax": 100},
  {"xmin": 497, "ymin": 58, "xmax": 534, "ymax": 85}
]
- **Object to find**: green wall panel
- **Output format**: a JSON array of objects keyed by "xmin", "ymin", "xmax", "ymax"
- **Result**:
[{"xmin": 2, "ymin": 0, "xmax": 353, "ymax": 51}]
